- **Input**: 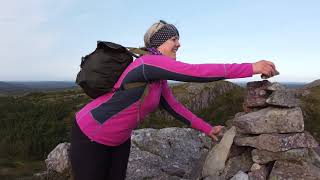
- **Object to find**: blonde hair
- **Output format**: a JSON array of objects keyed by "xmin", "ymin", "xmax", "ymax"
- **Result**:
[{"xmin": 144, "ymin": 21, "xmax": 167, "ymax": 48}]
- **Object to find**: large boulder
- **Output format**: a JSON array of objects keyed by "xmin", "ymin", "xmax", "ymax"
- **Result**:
[
  {"xmin": 127, "ymin": 128, "xmax": 213, "ymax": 179},
  {"xmin": 233, "ymin": 107, "xmax": 304, "ymax": 134},
  {"xmin": 36, "ymin": 128, "xmax": 214, "ymax": 180}
]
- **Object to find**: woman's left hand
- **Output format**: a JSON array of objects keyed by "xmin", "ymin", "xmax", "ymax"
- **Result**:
[{"xmin": 208, "ymin": 125, "xmax": 225, "ymax": 141}]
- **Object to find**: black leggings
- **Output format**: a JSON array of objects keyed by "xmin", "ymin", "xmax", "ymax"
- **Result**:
[{"xmin": 70, "ymin": 120, "xmax": 131, "ymax": 180}]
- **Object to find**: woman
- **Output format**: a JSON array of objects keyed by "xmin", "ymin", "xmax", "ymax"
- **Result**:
[{"xmin": 70, "ymin": 20, "xmax": 276, "ymax": 180}]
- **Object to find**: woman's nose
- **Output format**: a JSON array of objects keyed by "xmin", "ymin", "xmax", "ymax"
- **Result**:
[{"xmin": 176, "ymin": 40, "xmax": 181, "ymax": 48}]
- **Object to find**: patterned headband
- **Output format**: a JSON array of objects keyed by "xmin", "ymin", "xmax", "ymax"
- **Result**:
[{"xmin": 146, "ymin": 24, "xmax": 179, "ymax": 48}]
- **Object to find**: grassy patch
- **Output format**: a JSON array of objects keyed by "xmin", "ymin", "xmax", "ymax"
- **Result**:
[
  {"xmin": 0, "ymin": 159, "xmax": 45, "ymax": 180},
  {"xmin": 300, "ymin": 86, "xmax": 320, "ymax": 141},
  {"xmin": 197, "ymin": 87, "xmax": 245, "ymax": 125}
]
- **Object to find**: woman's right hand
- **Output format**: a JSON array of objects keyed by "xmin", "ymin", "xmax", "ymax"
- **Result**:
[
  {"xmin": 208, "ymin": 125, "xmax": 225, "ymax": 141},
  {"xmin": 252, "ymin": 60, "xmax": 276, "ymax": 77}
]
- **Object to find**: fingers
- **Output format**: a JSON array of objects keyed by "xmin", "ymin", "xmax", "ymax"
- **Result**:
[
  {"xmin": 212, "ymin": 126, "xmax": 224, "ymax": 134},
  {"xmin": 262, "ymin": 64, "xmax": 275, "ymax": 77},
  {"xmin": 263, "ymin": 60, "xmax": 275, "ymax": 70},
  {"xmin": 211, "ymin": 135, "xmax": 218, "ymax": 141},
  {"xmin": 209, "ymin": 125, "xmax": 226, "ymax": 142},
  {"xmin": 257, "ymin": 60, "xmax": 276, "ymax": 77}
]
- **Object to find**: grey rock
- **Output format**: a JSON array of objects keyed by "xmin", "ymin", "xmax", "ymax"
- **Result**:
[
  {"xmin": 309, "ymin": 147, "xmax": 320, "ymax": 168},
  {"xmin": 269, "ymin": 160, "xmax": 320, "ymax": 180},
  {"xmin": 34, "ymin": 143, "xmax": 72, "ymax": 180},
  {"xmin": 230, "ymin": 171, "xmax": 249, "ymax": 180},
  {"xmin": 201, "ymin": 126, "xmax": 236, "ymax": 178},
  {"xmin": 225, "ymin": 118, "xmax": 235, "ymax": 128},
  {"xmin": 244, "ymin": 80, "xmax": 272, "ymax": 108},
  {"xmin": 226, "ymin": 112, "xmax": 247, "ymax": 128},
  {"xmin": 221, "ymin": 150, "xmax": 253, "ymax": 179},
  {"xmin": 266, "ymin": 82, "xmax": 286, "ymax": 91},
  {"xmin": 203, "ymin": 175, "xmax": 223, "ymax": 180},
  {"xmin": 235, "ymin": 112, "xmax": 247, "ymax": 118},
  {"xmin": 228, "ymin": 145, "xmax": 251, "ymax": 159},
  {"xmin": 127, "ymin": 143, "xmax": 167, "ymax": 179},
  {"xmin": 127, "ymin": 128, "xmax": 213, "ymax": 179},
  {"xmin": 161, "ymin": 162, "xmax": 187, "ymax": 177},
  {"xmin": 251, "ymin": 148, "xmax": 310, "ymax": 164},
  {"xmin": 233, "ymin": 107, "xmax": 304, "ymax": 134},
  {"xmin": 266, "ymin": 90, "xmax": 300, "ymax": 107},
  {"xmin": 248, "ymin": 164, "xmax": 268, "ymax": 180},
  {"xmin": 250, "ymin": 163, "xmax": 262, "ymax": 171},
  {"xmin": 234, "ymin": 132, "xmax": 319, "ymax": 152},
  {"xmin": 37, "ymin": 128, "xmax": 215, "ymax": 180},
  {"xmin": 45, "ymin": 142, "xmax": 71, "ymax": 174}
]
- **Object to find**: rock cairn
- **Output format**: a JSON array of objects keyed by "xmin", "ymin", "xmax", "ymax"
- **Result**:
[{"xmin": 201, "ymin": 80, "xmax": 320, "ymax": 180}]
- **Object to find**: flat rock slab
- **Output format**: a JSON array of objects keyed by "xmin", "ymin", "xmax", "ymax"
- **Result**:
[
  {"xmin": 251, "ymin": 148, "xmax": 310, "ymax": 164},
  {"xmin": 234, "ymin": 132, "xmax": 319, "ymax": 152},
  {"xmin": 201, "ymin": 126, "xmax": 236, "ymax": 178},
  {"xmin": 269, "ymin": 160, "xmax": 320, "ymax": 180},
  {"xmin": 266, "ymin": 90, "xmax": 300, "ymax": 107},
  {"xmin": 233, "ymin": 107, "xmax": 304, "ymax": 134}
]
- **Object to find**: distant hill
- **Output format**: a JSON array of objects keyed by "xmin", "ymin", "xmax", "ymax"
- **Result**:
[
  {"xmin": 303, "ymin": 79, "xmax": 320, "ymax": 89},
  {"xmin": 0, "ymin": 81, "xmax": 32, "ymax": 95},
  {"xmin": 0, "ymin": 81, "xmax": 77, "ymax": 95},
  {"xmin": 233, "ymin": 81, "xmax": 307, "ymax": 89}
]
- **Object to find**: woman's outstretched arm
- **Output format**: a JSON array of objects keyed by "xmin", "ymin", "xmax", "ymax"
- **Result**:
[
  {"xmin": 159, "ymin": 80, "xmax": 214, "ymax": 136},
  {"xmin": 141, "ymin": 55, "xmax": 254, "ymax": 82}
]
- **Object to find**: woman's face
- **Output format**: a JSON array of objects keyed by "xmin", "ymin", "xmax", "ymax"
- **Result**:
[{"xmin": 157, "ymin": 36, "xmax": 180, "ymax": 60}]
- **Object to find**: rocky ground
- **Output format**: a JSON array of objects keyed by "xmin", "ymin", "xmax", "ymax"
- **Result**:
[{"xmin": 34, "ymin": 80, "xmax": 320, "ymax": 180}]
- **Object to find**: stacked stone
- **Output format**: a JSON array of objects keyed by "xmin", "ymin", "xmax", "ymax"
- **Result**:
[{"xmin": 231, "ymin": 80, "xmax": 320, "ymax": 180}]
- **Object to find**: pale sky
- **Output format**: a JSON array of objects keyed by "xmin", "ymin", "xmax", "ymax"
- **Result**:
[{"xmin": 0, "ymin": 0, "xmax": 319, "ymax": 83}]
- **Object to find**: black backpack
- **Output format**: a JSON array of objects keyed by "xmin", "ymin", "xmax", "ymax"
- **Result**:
[{"xmin": 76, "ymin": 41, "xmax": 148, "ymax": 99}]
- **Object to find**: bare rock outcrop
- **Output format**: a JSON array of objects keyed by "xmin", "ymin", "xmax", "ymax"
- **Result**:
[{"xmin": 34, "ymin": 128, "xmax": 214, "ymax": 180}]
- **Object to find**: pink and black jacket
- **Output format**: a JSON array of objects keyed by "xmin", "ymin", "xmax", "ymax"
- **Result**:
[{"xmin": 75, "ymin": 55, "xmax": 253, "ymax": 146}]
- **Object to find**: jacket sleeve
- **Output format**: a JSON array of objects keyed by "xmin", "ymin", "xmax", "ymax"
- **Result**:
[
  {"xmin": 160, "ymin": 80, "xmax": 213, "ymax": 136},
  {"xmin": 141, "ymin": 55, "xmax": 253, "ymax": 82}
]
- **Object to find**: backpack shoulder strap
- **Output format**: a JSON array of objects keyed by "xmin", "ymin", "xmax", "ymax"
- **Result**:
[{"xmin": 127, "ymin": 47, "xmax": 149, "ymax": 57}]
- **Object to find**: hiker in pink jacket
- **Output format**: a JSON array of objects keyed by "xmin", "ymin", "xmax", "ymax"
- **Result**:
[{"xmin": 70, "ymin": 20, "xmax": 276, "ymax": 180}]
